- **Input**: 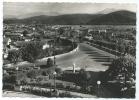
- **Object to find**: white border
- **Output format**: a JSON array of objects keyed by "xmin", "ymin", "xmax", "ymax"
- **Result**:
[
  {"xmin": 3, "ymin": 0, "xmax": 138, "ymax": 3},
  {"xmin": 1, "ymin": 0, "xmax": 138, "ymax": 100}
]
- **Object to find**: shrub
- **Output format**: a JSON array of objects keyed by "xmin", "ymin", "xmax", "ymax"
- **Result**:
[
  {"xmin": 3, "ymin": 83, "xmax": 15, "ymax": 90},
  {"xmin": 55, "ymin": 67, "xmax": 62, "ymax": 74},
  {"xmin": 42, "ymin": 71, "xmax": 47, "ymax": 76},
  {"xmin": 27, "ymin": 70, "xmax": 38, "ymax": 78},
  {"xmin": 59, "ymin": 91, "xmax": 71, "ymax": 97}
]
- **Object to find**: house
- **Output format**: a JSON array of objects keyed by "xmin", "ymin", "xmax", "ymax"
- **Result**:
[
  {"xmin": 3, "ymin": 38, "xmax": 12, "ymax": 54},
  {"xmin": 88, "ymin": 29, "xmax": 99, "ymax": 35},
  {"xmin": 36, "ymin": 75, "xmax": 49, "ymax": 81},
  {"xmin": 3, "ymin": 37, "xmax": 12, "ymax": 46},
  {"xmin": 25, "ymin": 37, "xmax": 32, "ymax": 42},
  {"xmin": 42, "ymin": 43, "xmax": 50, "ymax": 50},
  {"xmin": 85, "ymin": 35, "xmax": 93, "ymax": 41},
  {"xmin": 4, "ymin": 32, "xmax": 23, "ymax": 41},
  {"xmin": 3, "ymin": 53, "xmax": 8, "ymax": 59},
  {"xmin": 14, "ymin": 41, "xmax": 30, "ymax": 48},
  {"xmin": 98, "ymin": 29, "xmax": 107, "ymax": 33}
]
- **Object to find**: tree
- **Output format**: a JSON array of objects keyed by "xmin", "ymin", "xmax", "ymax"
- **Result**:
[
  {"xmin": 57, "ymin": 27, "xmax": 64, "ymax": 42},
  {"xmin": 46, "ymin": 58, "xmax": 54, "ymax": 67},
  {"xmin": 3, "ymin": 74, "xmax": 16, "ymax": 84},
  {"xmin": 79, "ymin": 68, "xmax": 86, "ymax": 74},
  {"xmin": 105, "ymin": 57, "xmax": 136, "ymax": 97},
  {"xmin": 70, "ymin": 30, "xmax": 76, "ymax": 49},
  {"xmin": 55, "ymin": 67, "xmax": 62, "ymax": 74},
  {"xmin": 42, "ymin": 71, "xmax": 47, "ymax": 76},
  {"xmin": 83, "ymin": 71, "xmax": 91, "ymax": 91},
  {"xmin": 107, "ymin": 57, "xmax": 135, "ymax": 80},
  {"xmin": 79, "ymin": 68, "xmax": 91, "ymax": 91},
  {"xmin": 106, "ymin": 56, "xmax": 136, "ymax": 94},
  {"xmin": 27, "ymin": 70, "xmax": 37, "ymax": 79},
  {"xmin": 20, "ymin": 79, "xmax": 27, "ymax": 85},
  {"xmin": 20, "ymin": 41, "xmax": 42, "ymax": 64},
  {"xmin": 7, "ymin": 50, "xmax": 20, "ymax": 64},
  {"xmin": 22, "ymin": 30, "xmax": 29, "ymax": 37},
  {"xmin": 58, "ymin": 28, "xmax": 64, "ymax": 35}
]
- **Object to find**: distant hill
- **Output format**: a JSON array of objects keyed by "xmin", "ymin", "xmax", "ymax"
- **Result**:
[
  {"xmin": 4, "ymin": 10, "xmax": 136, "ymax": 25},
  {"xmin": 3, "ymin": 14, "xmax": 102, "ymax": 25},
  {"xmin": 87, "ymin": 10, "xmax": 136, "ymax": 25}
]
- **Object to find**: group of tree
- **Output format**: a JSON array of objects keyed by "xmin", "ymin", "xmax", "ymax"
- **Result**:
[
  {"xmin": 78, "ymin": 68, "xmax": 91, "ymax": 91},
  {"xmin": 6, "ymin": 41, "xmax": 43, "ymax": 65},
  {"xmin": 104, "ymin": 56, "xmax": 136, "ymax": 97},
  {"xmin": 106, "ymin": 56, "xmax": 135, "ymax": 82},
  {"xmin": 3, "ymin": 74, "xmax": 16, "ymax": 84},
  {"xmin": 20, "ymin": 41, "xmax": 43, "ymax": 63},
  {"xmin": 7, "ymin": 50, "xmax": 21, "ymax": 64},
  {"xmin": 22, "ymin": 30, "xmax": 29, "ymax": 37},
  {"xmin": 46, "ymin": 58, "xmax": 54, "ymax": 67},
  {"xmin": 27, "ymin": 70, "xmax": 38, "ymax": 79},
  {"xmin": 88, "ymin": 29, "xmax": 136, "ymax": 57}
]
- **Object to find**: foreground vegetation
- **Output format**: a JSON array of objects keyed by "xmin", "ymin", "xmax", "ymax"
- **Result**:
[{"xmin": 3, "ymin": 55, "xmax": 135, "ymax": 98}]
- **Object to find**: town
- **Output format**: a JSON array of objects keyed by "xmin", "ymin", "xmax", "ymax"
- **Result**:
[
  {"xmin": 3, "ymin": 23, "xmax": 136, "ymax": 98},
  {"xmin": 3, "ymin": 2, "xmax": 136, "ymax": 98}
]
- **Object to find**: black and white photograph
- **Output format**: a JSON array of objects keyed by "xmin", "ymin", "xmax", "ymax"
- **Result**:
[{"xmin": 2, "ymin": 1, "xmax": 136, "ymax": 98}]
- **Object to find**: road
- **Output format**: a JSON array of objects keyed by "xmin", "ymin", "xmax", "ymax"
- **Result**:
[
  {"xmin": 38, "ymin": 43, "xmax": 115, "ymax": 71},
  {"xmin": 5, "ymin": 43, "xmax": 115, "ymax": 72}
]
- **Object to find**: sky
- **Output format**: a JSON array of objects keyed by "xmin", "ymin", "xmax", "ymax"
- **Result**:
[{"xmin": 3, "ymin": 2, "xmax": 137, "ymax": 19}]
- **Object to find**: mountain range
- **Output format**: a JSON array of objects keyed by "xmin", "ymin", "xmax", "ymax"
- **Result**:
[{"xmin": 3, "ymin": 10, "xmax": 136, "ymax": 25}]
